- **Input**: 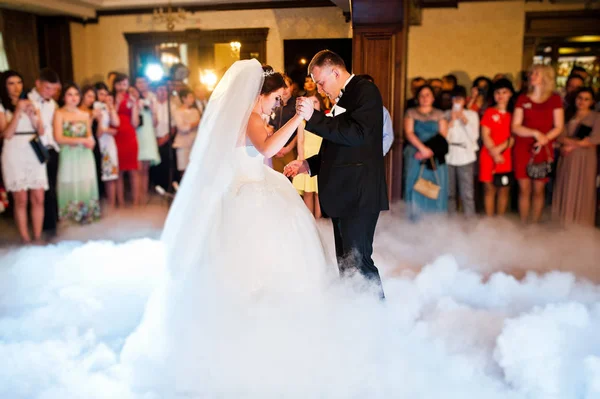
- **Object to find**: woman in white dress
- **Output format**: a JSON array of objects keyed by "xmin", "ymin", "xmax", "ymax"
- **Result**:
[
  {"xmin": 0, "ymin": 70, "xmax": 47, "ymax": 243},
  {"xmin": 121, "ymin": 61, "xmax": 333, "ymax": 395},
  {"xmin": 93, "ymin": 82, "xmax": 120, "ymax": 208}
]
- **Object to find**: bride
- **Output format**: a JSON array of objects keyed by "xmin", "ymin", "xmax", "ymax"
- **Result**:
[
  {"xmin": 121, "ymin": 59, "xmax": 339, "ymax": 395},
  {"xmin": 161, "ymin": 59, "xmax": 332, "ymax": 295}
]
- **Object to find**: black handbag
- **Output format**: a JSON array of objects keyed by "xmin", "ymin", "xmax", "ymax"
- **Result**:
[
  {"xmin": 422, "ymin": 134, "xmax": 449, "ymax": 170},
  {"xmin": 574, "ymin": 124, "xmax": 592, "ymax": 140},
  {"xmin": 526, "ymin": 145, "xmax": 553, "ymax": 180},
  {"xmin": 493, "ymin": 172, "xmax": 513, "ymax": 187},
  {"xmin": 29, "ymin": 134, "xmax": 49, "ymax": 164}
]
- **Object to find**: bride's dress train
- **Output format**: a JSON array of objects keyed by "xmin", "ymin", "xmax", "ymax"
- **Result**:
[
  {"xmin": 121, "ymin": 143, "xmax": 341, "ymax": 396},
  {"xmin": 121, "ymin": 58, "xmax": 338, "ymax": 395}
]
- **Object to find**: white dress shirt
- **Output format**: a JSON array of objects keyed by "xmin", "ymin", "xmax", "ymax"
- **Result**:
[
  {"xmin": 382, "ymin": 106, "xmax": 394, "ymax": 156},
  {"xmin": 28, "ymin": 88, "xmax": 59, "ymax": 152},
  {"xmin": 330, "ymin": 74, "xmax": 355, "ymax": 117}
]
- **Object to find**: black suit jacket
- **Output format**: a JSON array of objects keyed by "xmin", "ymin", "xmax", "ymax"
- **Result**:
[{"xmin": 305, "ymin": 76, "xmax": 389, "ymax": 217}]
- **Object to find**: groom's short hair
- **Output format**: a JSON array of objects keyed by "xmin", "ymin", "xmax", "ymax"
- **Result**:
[{"xmin": 308, "ymin": 50, "xmax": 347, "ymax": 74}]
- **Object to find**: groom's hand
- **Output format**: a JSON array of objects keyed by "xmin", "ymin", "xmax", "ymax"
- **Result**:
[
  {"xmin": 296, "ymin": 97, "xmax": 314, "ymax": 121},
  {"xmin": 283, "ymin": 159, "xmax": 309, "ymax": 178}
]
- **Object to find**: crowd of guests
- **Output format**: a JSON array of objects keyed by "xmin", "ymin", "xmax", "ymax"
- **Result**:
[
  {"xmin": 0, "ymin": 67, "xmax": 209, "ymax": 244},
  {"xmin": 1, "ymin": 62, "xmax": 597, "ymax": 244},
  {"xmin": 403, "ymin": 65, "xmax": 600, "ymax": 227}
]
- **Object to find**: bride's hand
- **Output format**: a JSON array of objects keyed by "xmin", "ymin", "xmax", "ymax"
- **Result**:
[{"xmin": 283, "ymin": 159, "xmax": 309, "ymax": 178}]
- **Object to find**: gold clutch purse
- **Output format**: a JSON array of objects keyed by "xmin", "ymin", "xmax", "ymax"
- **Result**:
[{"xmin": 413, "ymin": 158, "xmax": 440, "ymax": 200}]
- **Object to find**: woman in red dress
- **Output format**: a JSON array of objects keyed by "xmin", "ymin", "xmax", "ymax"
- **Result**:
[
  {"xmin": 113, "ymin": 74, "xmax": 141, "ymax": 207},
  {"xmin": 512, "ymin": 65, "xmax": 564, "ymax": 224}
]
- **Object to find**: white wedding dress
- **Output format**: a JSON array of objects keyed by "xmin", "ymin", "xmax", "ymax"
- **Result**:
[{"xmin": 120, "ymin": 59, "xmax": 338, "ymax": 396}]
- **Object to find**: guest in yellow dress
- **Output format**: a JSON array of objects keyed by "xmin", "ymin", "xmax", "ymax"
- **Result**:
[{"xmin": 293, "ymin": 95, "xmax": 323, "ymax": 218}]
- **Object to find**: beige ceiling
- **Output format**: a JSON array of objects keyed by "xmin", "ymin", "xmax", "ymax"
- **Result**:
[{"xmin": 0, "ymin": 0, "xmax": 314, "ymax": 19}]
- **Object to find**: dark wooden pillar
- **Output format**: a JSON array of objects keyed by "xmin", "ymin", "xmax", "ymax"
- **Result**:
[
  {"xmin": 37, "ymin": 16, "xmax": 74, "ymax": 84},
  {"xmin": 351, "ymin": 0, "xmax": 408, "ymax": 201},
  {"xmin": 0, "ymin": 9, "xmax": 40, "ymax": 87}
]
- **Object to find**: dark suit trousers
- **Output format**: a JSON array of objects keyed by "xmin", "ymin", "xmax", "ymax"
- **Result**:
[
  {"xmin": 150, "ymin": 142, "xmax": 172, "ymax": 191},
  {"xmin": 43, "ymin": 148, "xmax": 59, "ymax": 233},
  {"xmin": 331, "ymin": 212, "xmax": 384, "ymax": 299}
]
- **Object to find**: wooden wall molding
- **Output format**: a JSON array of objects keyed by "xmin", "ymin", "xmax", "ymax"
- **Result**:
[
  {"xmin": 124, "ymin": 28, "xmax": 269, "ymax": 45},
  {"xmin": 95, "ymin": 0, "xmax": 336, "ymax": 17},
  {"xmin": 524, "ymin": 10, "xmax": 600, "ymax": 38}
]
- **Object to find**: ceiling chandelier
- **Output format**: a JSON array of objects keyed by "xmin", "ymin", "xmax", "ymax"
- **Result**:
[{"xmin": 153, "ymin": 1, "xmax": 186, "ymax": 31}]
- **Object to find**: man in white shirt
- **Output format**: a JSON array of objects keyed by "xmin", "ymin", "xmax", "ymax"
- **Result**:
[
  {"xmin": 444, "ymin": 85, "xmax": 479, "ymax": 217},
  {"xmin": 28, "ymin": 68, "xmax": 61, "ymax": 236},
  {"xmin": 358, "ymin": 75, "xmax": 394, "ymax": 156},
  {"xmin": 150, "ymin": 82, "xmax": 176, "ymax": 191}
]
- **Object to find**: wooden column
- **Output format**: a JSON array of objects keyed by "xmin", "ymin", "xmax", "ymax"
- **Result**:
[
  {"xmin": 0, "ymin": 9, "xmax": 40, "ymax": 87},
  {"xmin": 351, "ymin": 0, "xmax": 408, "ymax": 201},
  {"xmin": 37, "ymin": 16, "xmax": 74, "ymax": 83}
]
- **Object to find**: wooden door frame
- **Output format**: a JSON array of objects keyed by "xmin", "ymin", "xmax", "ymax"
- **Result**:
[
  {"xmin": 522, "ymin": 10, "xmax": 600, "ymax": 71},
  {"xmin": 124, "ymin": 28, "xmax": 269, "ymax": 81}
]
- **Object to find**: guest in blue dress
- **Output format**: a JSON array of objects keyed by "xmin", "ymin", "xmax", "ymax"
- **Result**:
[{"xmin": 403, "ymin": 85, "xmax": 449, "ymax": 220}]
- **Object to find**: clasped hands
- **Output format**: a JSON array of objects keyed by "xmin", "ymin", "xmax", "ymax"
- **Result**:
[{"xmin": 295, "ymin": 97, "xmax": 314, "ymax": 121}]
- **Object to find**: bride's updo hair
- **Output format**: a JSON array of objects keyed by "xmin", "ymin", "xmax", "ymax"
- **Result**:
[{"xmin": 260, "ymin": 65, "xmax": 286, "ymax": 95}]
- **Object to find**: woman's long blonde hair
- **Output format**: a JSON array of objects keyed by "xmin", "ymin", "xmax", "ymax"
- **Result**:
[{"xmin": 528, "ymin": 64, "xmax": 555, "ymax": 101}]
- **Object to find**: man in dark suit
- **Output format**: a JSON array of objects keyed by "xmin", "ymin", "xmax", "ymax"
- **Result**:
[{"xmin": 284, "ymin": 50, "xmax": 389, "ymax": 298}]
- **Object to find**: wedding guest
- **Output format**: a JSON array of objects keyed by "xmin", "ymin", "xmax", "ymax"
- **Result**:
[
  {"xmin": 51, "ymin": 81, "xmax": 62, "ymax": 103},
  {"xmin": 270, "ymin": 75, "xmax": 297, "ymax": 175},
  {"xmin": 479, "ymin": 78, "xmax": 515, "ymax": 217},
  {"xmin": 442, "ymin": 74, "xmax": 457, "ymax": 92},
  {"xmin": 293, "ymin": 95, "xmax": 323, "ymax": 218},
  {"xmin": 106, "ymin": 71, "xmax": 118, "ymax": 91},
  {"xmin": 493, "ymin": 73, "xmax": 507, "ymax": 83},
  {"xmin": 54, "ymin": 83, "xmax": 100, "ymax": 223},
  {"xmin": 357, "ymin": 74, "xmax": 394, "ymax": 155},
  {"xmin": 151, "ymin": 82, "xmax": 175, "ymax": 191},
  {"xmin": 404, "ymin": 85, "xmax": 449, "ymax": 219},
  {"xmin": 444, "ymin": 85, "xmax": 479, "ymax": 217},
  {"xmin": 193, "ymin": 82, "xmax": 209, "ymax": 115},
  {"xmin": 94, "ymin": 82, "xmax": 120, "ymax": 208},
  {"xmin": 553, "ymin": 87, "xmax": 600, "ymax": 226},
  {"xmin": 0, "ymin": 70, "xmax": 46, "ymax": 243},
  {"xmin": 29, "ymin": 68, "xmax": 60, "ymax": 237},
  {"xmin": 303, "ymin": 75, "xmax": 317, "ymax": 96},
  {"xmin": 113, "ymin": 73, "xmax": 141, "ymax": 207},
  {"xmin": 131, "ymin": 82, "xmax": 161, "ymax": 204},
  {"xmin": 406, "ymin": 77, "xmax": 426, "ymax": 109},
  {"xmin": 427, "ymin": 78, "xmax": 443, "ymax": 99},
  {"xmin": 512, "ymin": 64, "xmax": 564, "ymax": 224},
  {"xmin": 563, "ymin": 74, "xmax": 585, "ymax": 109},
  {"xmin": 173, "ymin": 88, "xmax": 200, "ymax": 174},
  {"xmin": 467, "ymin": 76, "xmax": 493, "ymax": 117},
  {"xmin": 78, "ymin": 85, "xmax": 102, "ymax": 194},
  {"xmin": 570, "ymin": 65, "xmax": 588, "ymax": 82}
]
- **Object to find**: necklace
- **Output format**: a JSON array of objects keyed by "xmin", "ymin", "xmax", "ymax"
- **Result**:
[{"xmin": 416, "ymin": 108, "xmax": 433, "ymax": 117}]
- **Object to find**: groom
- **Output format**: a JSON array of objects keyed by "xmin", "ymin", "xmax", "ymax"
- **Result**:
[{"xmin": 284, "ymin": 50, "xmax": 389, "ymax": 299}]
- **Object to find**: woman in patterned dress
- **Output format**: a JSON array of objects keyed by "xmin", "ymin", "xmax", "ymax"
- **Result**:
[
  {"xmin": 94, "ymin": 82, "xmax": 120, "ymax": 209},
  {"xmin": 53, "ymin": 83, "xmax": 100, "ymax": 223}
]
